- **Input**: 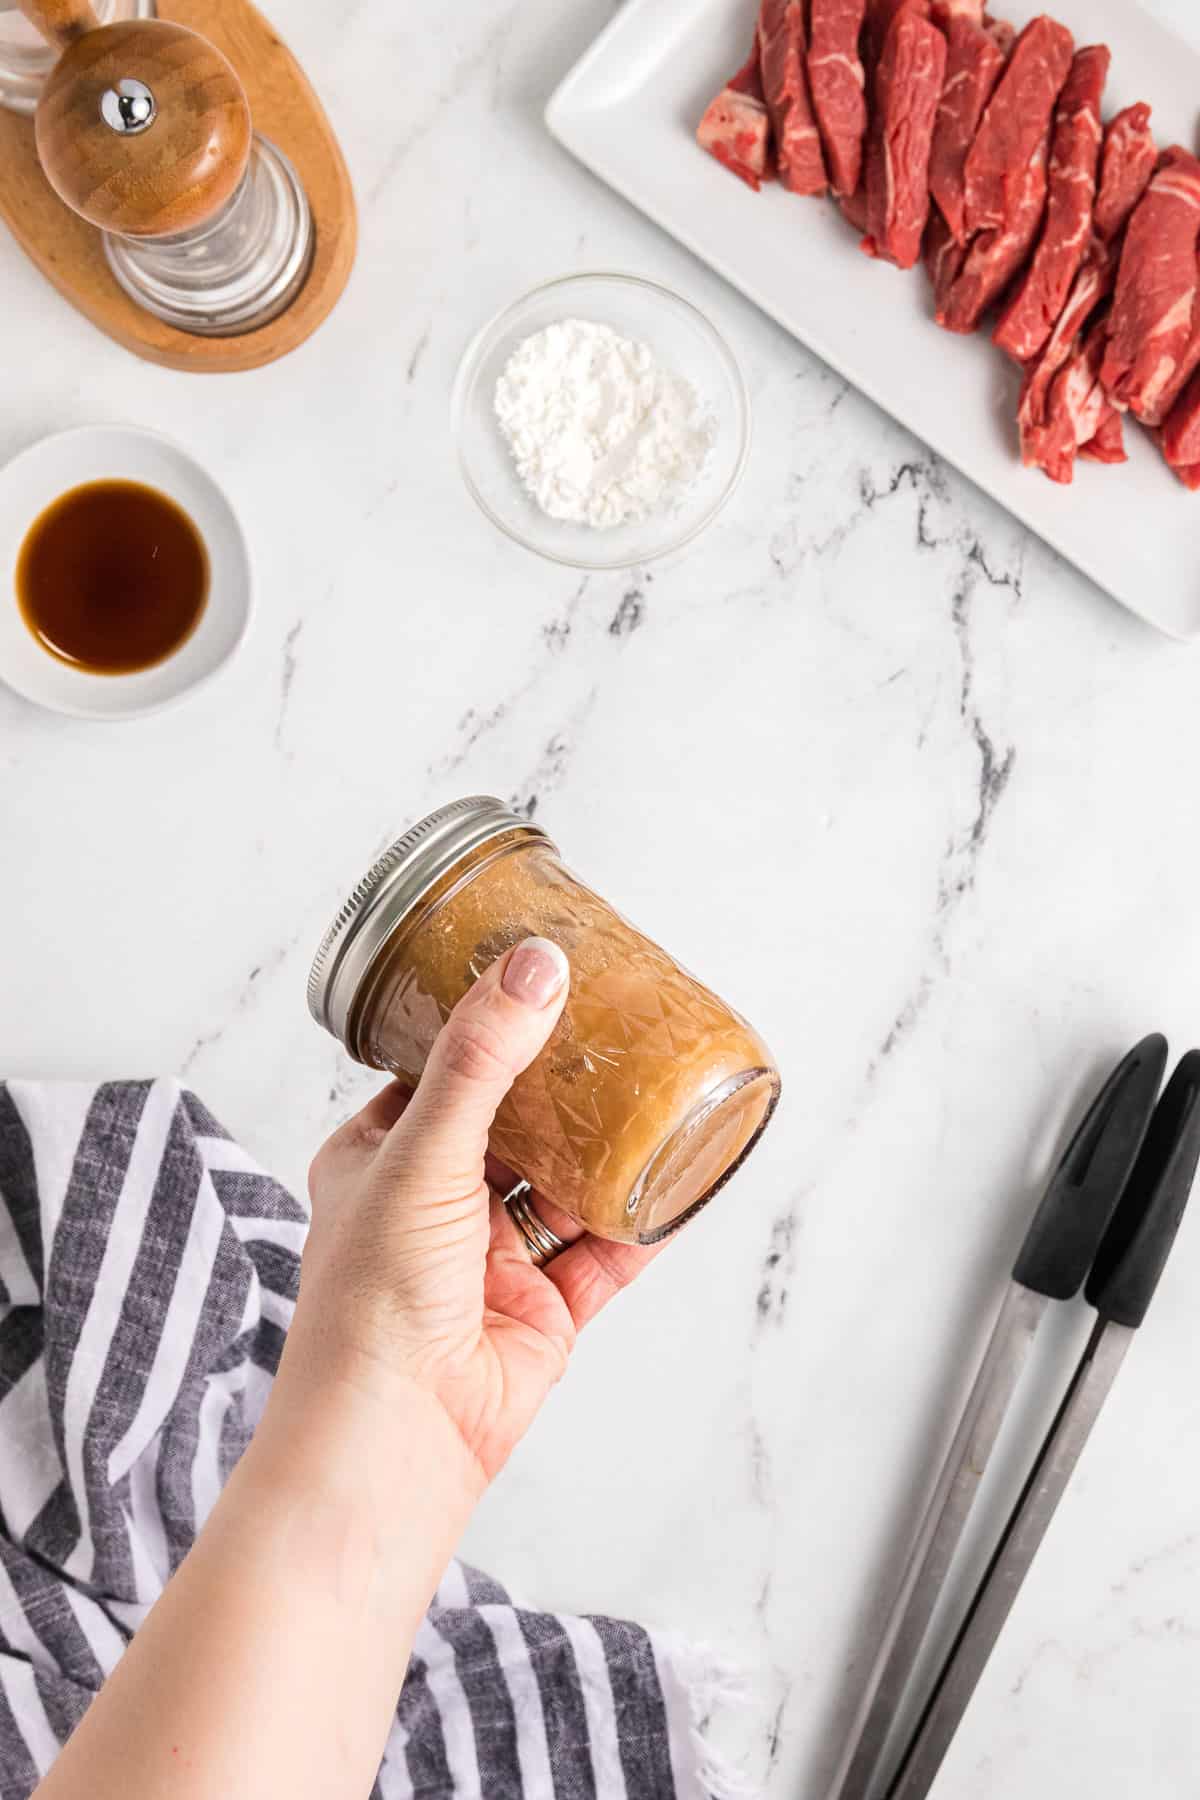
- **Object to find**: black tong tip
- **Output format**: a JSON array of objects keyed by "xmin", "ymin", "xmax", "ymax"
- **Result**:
[
  {"xmin": 1013, "ymin": 1034, "xmax": 1167, "ymax": 1302},
  {"xmin": 1086, "ymin": 1049, "xmax": 1200, "ymax": 1328},
  {"xmin": 1013, "ymin": 1034, "xmax": 1200, "ymax": 1326}
]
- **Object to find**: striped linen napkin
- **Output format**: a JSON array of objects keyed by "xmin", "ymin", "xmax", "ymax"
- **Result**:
[{"xmin": 0, "ymin": 1079, "xmax": 751, "ymax": 1799}]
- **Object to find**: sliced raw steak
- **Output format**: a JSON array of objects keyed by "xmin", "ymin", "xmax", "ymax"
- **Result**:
[
  {"xmin": 758, "ymin": 0, "xmax": 827, "ymax": 194},
  {"xmin": 1133, "ymin": 256, "xmax": 1200, "ymax": 429},
  {"xmin": 1080, "ymin": 406, "xmax": 1126, "ymax": 464},
  {"xmin": 1141, "ymin": 241, "xmax": 1200, "ymax": 429},
  {"xmin": 697, "ymin": 45, "xmax": 773, "ymax": 189},
  {"xmin": 925, "ymin": 210, "xmax": 968, "ymax": 311},
  {"xmin": 1023, "ymin": 313, "xmax": 1124, "ymax": 482},
  {"xmin": 1017, "ymin": 239, "xmax": 1117, "ymax": 455},
  {"xmin": 1093, "ymin": 103, "xmax": 1157, "ymax": 242},
  {"xmin": 961, "ymin": 18, "xmax": 1075, "ymax": 234},
  {"xmin": 938, "ymin": 15, "xmax": 1075, "ymax": 332},
  {"xmin": 1162, "ymin": 367, "xmax": 1200, "ymax": 486},
  {"xmin": 1103, "ymin": 135, "xmax": 1200, "ymax": 429},
  {"xmin": 862, "ymin": 0, "xmax": 930, "ymax": 74},
  {"xmin": 1101, "ymin": 147, "xmax": 1200, "ymax": 421},
  {"xmin": 1068, "ymin": 341, "xmax": 1127, "ymax": 471},
  {"xmin": 1019, "ymin": 108, "xmax": 1158, "ymax": 449},
  {"xmin": 938, "ymin": 138, "xmax": 1050, "ymax": 330},
  {"xmin": 808, "ymin": 0, "xmax": 868, "ymax": 196},
  {"xmin": 839, "ymin": 0, "xmax": 927, "ymax": 229},
  {"xmin": 1149, "ymin": 308, "xmax": 1200, "ymax": 425},
  {"xmin": 993, "ymin": 46, "xmax": 1109, "ymax": 363},
  {"xmin": 929, "ymin": 17, "xmax": 1008, "ymax": 244},
  {"xmin": 861, "ymin": 7, "xmax": 947, "ymax": 267}
]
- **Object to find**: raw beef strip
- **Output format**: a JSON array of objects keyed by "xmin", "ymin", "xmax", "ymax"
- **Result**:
[
  {"xmin": 993, "ymin": 46, "xmax": 1110, "ymax": 363},
  {"xmin": 1160, "ymin": 333, "xmax": 1200, "ymax": 483},
  {"xmin": 1163, "ymin": 371, "xmax": 1200, "ymax": 464},
  {"xmin": 938, "ymin": 138, "xmax": 1050, "ymax": 331},
  {"xmin": 758, "ymin": 0, "xmax": 827, "ymax": 194},
  {"xmin": 1137, "ymin": 242, "xmax": 1200, "ymax": 430},
  {"xmin": 1093, "ymin": 113, "xmax": 1187, "ymax": 428},
  {"xmin": 1019, "ymin": 108, "xmax": 1158, "ymax": 445},
  {"xmin": 1093, "ymin": 104, "xmax": 1157, "ymax": 243},
  {"xmin": 1023, "ymin": 313, "xmax": 1123, "ymax": 483},
  {"xmin": 1057, "ymin": 318, "xmax": 1125, "ymax": 470},
  {"xmin": 1161, "ymin": 372, "xmax": 1200, "ymax": 487},
  {"xmin": 697, "ymin": 46, "xmax": 773, "ymax": 189},
  {"xmin": 1144, "ymin": 295, "xmax": 1200, "ymax": 426},
  {"xmin": 1080, "ymin": 406, "xmax": 1126, "ymax": 464},
  {"xmin": 861, "ymin": 8, "xmax": 947, "ymax": 267},
  {"xmin": 808, "ymin": 0, "xmax": 868, "ymax": 196},
  {"xmin": 961, "ymin": 17, "xmax": 1074, "ymax": 234},
  {"xmin": 862, "ymin": 0, "xmax": 929, "ymax": 75},
  {"xmin": 938, "ymin": 15, "xmax": 1075, "ymax": 333},
  {"xmin": 1101, "ymin": 147, "xmax": 1200, "ymax": 421},
  {"xmin": 925, "ymin": 210, "xmax": 968, "ymax": 312},
  {"xmin": 839, "ymin": 0, "xmax": 927, "ymax": 228},
  {"xmin": 1017, "ymin": 239, "xmax": 1117, "ymax": 453},
  {"xmin": 928, "ymin": 17, "xmax": 1008, "ymax": 244}
]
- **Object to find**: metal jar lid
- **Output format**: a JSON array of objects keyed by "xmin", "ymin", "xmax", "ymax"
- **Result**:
[{"xmin": 307, "ymin": 796, "xmax": 554, "ymax": 1048}]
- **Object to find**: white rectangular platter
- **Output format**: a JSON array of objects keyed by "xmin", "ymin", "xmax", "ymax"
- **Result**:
[{"xmin": 547, "ymin": 0, "xmax": 1200, "ymax": 638}]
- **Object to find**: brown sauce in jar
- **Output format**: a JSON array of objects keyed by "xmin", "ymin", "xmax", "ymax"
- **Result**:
[
  {"xmin": 16, "ymin": 479, "xmax": 208, "ymax": 675},
  {"xmin": 352, "ymin": 831, "xmax": 780, "ymax": 1244}
]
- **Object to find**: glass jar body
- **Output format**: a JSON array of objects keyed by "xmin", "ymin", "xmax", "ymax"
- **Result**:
[{"xmin": 350, "ymin": 831, "xmax": 779, "ymax": 1244}]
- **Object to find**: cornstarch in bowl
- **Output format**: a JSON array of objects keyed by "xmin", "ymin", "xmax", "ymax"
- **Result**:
[
  {"xmin": 451, "ymin": 273, "xmax": 751, "ymax": 570},
  {"xmin": 493, "ymin": 318, "xmax": 715, "ymax": 530}
]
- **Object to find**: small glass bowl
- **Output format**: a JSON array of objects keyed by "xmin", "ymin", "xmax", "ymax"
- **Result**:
[{"xmin": 451, "ymin": 272, "xmax": 751, "ymax": 570}]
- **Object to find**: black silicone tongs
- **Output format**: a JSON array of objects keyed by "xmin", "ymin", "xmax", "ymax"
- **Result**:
[{"xmin": 828, "ymin": 1035, "xmax": 1200, "ymax": 1800}]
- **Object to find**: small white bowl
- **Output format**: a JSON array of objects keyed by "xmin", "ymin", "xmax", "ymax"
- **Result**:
[
  {"xmin": 452, "ymin": 272, "xmax": 751, "ymax": 570},
  {"xmin": 0, "ymin": 425, "xmax": 252, "ymax": 721}
]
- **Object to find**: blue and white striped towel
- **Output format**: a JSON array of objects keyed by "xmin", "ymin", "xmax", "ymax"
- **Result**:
[{"xmin": 0, "ymin": 1080, "xmax": 748, "ymax": 1799}]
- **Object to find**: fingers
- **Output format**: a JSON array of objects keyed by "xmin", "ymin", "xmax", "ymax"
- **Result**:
[
  {"xmin": 308, "ymin": 1082, "xmax": 413, "ymax": 1197},
  {"xmin": 382, "ymin": 938, "xmax": 569, "ymax": 1194},
  {"xmin": 486, "ymin": 1160, "xmax": 585, "ymax": 1254},
  {"xmin": 544, "ymin": 1233, "xmax": 669, "ymax": 1330},
  {"xmin": 343, "ymin": 1081, "xmax": 413, "ymax": 1145},
  {"xmin": 486, "ymin": 1160, "xmax": 668, "ymax": 1329}
]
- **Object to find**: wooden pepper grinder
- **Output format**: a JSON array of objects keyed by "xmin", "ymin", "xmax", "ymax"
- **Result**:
[{"xmin": 19, "ymin": 0, "xmax": 313, "ymax": 335}]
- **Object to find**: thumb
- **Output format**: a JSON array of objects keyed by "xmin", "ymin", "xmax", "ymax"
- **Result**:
[{"xmin": 383, "ymin": 937, "xmax": 570, "ymax": 1193}]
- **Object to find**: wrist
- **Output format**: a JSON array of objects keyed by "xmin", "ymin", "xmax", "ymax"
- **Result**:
[{"xmin": 262, "ymin": 1332, "xmax": 488, "ymax": 1515}]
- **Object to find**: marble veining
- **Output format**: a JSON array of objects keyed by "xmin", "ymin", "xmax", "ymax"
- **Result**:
[
  {"xmin": 275, "ymin": 620, "xmax": 304, "ymax": 753},
  {"xmin": 3, "ymin": 0, "xmax": 1200, "ymax": 1794},
  {"xmin": 754, "ymin": 1207, "xmax": 798, "ymax": 1331}
]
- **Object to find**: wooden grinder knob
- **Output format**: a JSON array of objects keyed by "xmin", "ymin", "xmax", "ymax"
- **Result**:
[{"xmin": 24, "ymin": 5, "xmax": 252, "ymax": 239}]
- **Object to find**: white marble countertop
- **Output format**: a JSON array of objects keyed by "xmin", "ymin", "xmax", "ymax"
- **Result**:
[{"xmin": 2, "ymin": 1, "xmax": 1199, "ymax": 1793}]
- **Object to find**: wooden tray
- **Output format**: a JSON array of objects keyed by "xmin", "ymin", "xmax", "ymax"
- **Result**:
[{"xmin": 0, "ymin": 0, "xmax": 356, "ymax": 372}]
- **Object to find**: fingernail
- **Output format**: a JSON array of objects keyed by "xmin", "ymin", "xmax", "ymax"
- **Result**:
[{"xmin": 502, "ymin": 937, "xmax": 569, "ymax": 1008}]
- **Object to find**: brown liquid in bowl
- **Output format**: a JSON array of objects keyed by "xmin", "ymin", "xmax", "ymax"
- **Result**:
[{"xmin": 16, "ymin": 479, "xmax": 209, "ymax": 675}]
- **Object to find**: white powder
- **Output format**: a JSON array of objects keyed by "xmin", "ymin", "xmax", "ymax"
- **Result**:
[{"xmin": 493, "ymin": 318, "xmax": 715, "ymax": 529}]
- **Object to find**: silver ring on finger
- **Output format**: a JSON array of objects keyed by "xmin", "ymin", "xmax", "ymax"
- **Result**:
[{"xmin": 503, "ymin": 1182, "xmax": 566, "ymax": 1267}]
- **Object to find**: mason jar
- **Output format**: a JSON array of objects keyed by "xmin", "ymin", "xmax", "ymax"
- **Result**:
[{"xmin": 307, "ymin": 796, "xmax": 780, "ymax": 1244}]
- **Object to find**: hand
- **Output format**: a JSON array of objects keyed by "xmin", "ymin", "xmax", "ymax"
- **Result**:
[{"xmin": 289, "ymin": 938, "xmax": 663, "ymax": 1485}]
